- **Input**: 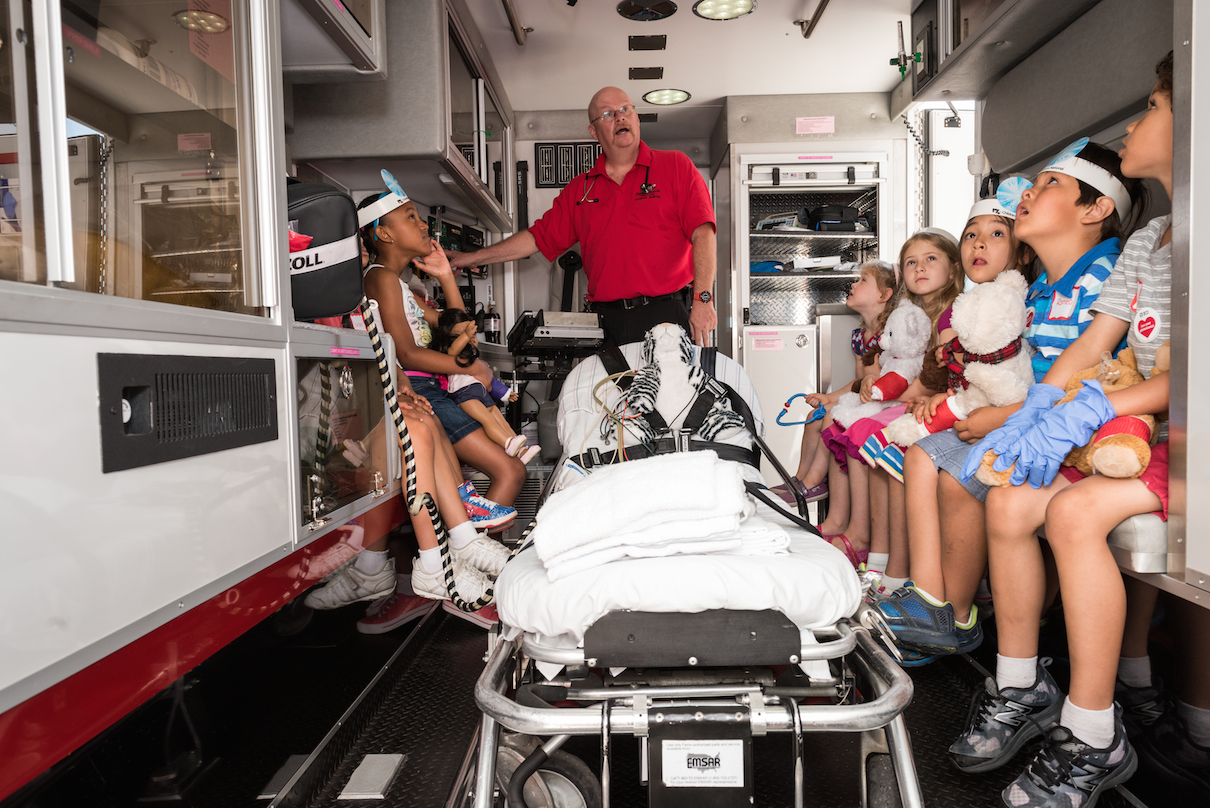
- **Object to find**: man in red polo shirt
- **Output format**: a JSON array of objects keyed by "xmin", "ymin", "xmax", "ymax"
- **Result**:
[{"xmin": 448, "ymin": 86, "xmax": 718, "ymax": 347}]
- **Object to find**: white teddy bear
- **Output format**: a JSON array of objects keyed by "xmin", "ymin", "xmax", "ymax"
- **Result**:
[
  {"xmin": 831, "ymin": 298, "xmax": 933, "ymax": 428},
  {"xmin": 885, "ymin": 270, "xmax": 1034, "ymax": 446}
]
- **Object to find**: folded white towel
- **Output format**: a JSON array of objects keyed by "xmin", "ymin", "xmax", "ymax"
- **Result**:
[
  {"xmin": 730, "ymin": 512, "xmax": 791, "ymax": 555},
  {"xmin": 532, "ymin": 451, "xmax": 747, "ymax": 563}
]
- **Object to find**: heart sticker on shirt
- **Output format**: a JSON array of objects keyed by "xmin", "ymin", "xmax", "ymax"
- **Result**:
[{"xmin": 1134, "ymin": 306, "xmax": 1160, "ymax": 342}]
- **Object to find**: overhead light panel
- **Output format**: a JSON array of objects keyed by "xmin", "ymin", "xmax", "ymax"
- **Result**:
[
  {"xmin": 172, "ymin": 8, "xmax": 229, "ymax": 34},
  {"xmin": 629, "ymin": 67, "xmax": 664, "ymax": 80},
  {"xmin": 692, "ymin": 0, "xmax": 756, "ymax": 20},
  {"xmin": 643, "ymin": 88, "xmax": 690, "ymax": 105},
  {"xmin": 617, "ymin": 1, "xmax": 678, "ymax": 22},
  {"xmin": 628, "ymin": 35, "xmax": 667, "ymax": 50}
]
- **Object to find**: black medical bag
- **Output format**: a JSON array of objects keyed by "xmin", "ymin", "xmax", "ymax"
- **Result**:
[
  {"xmin": 287, "ymin": 181, "xmax": 363, "ymax": 321},
  {"xmin": 803, "ymin": 204, "xmax": 861, "ymax": 232}
]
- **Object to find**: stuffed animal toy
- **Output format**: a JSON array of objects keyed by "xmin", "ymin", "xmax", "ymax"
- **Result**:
[
  {"xmin": 832, "ymin": 298, "xmax": 933, "ymax": 428},
  {"xmin": 600, "ymin": 323, "xmax": 750, "ymax": 448},
  {"xmin": 977, "ymin": 343, "xmax": 1169, "ymax": 486},
  {"xmin": 885, "ymin": 270, "xmax": 1034, "ymax": 446}
]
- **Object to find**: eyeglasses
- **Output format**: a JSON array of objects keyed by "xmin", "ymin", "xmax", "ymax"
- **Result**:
[{"xmin": 590, "ymin": 104, "xmax": 635, "ymax": 125}]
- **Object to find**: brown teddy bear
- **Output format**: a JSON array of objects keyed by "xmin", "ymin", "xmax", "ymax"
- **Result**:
[{"xmin": 977, "ymin": 343, "xmax": 1169, "ymax": 487}]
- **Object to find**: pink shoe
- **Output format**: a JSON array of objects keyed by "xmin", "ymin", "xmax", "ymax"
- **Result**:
[
  {"xmin": 823, "ymin": 533, "xmax": 868, "ymax": 569},
  {"xmin": 518, "ymin": 444, "xmax": 541, "ymax": 465},
  {"xmin": 303, "ymin": 525, "xmax": 366, "ymax": 582},
  {"xmin": 505, "ymin": 435, "xmax": 528, "ymax": 457}
]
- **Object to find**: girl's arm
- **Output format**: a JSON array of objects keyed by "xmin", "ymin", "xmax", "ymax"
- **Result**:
[
  {"xmin": 365, "ymin": 268, "xmax": 494, "ymax": 386},
  {"xmin": 1041, "ymin": 314, "xmax": 1130, "ymax": 390},
  {"xmin": 413, "ymin": 240, "xmax": 465, "ymax": 323},
  {"xmin": 1105, "ymin": 373, "xmax": 1169, "ymax": 416},
  {"xmin": 445, "ymin": 324, "xmax": 474, "ymax": 358}
]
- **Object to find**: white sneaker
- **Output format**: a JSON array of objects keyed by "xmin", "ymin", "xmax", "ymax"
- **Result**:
[
  {"xmin": 304, "ymin": 559, "xmax": 396, "ymax": 609},
  {"xmin": 452, "ymin": 533, "xmax": 512, "ymax": 577},
  {"xmin": 411, "ymin": 557, "xmax": 492, "ymax": 603}
]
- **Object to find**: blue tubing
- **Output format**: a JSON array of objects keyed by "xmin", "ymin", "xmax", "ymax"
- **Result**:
[{"xmin": 777, "ymin": 393, "xmax": 826, "ymax": 426}]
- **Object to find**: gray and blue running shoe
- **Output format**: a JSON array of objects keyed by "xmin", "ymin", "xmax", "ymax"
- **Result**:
[
  {"xmin": 876, "ymin": 581, "xmax": 959, "ymax": 654},
  {"xmin": 1001, "ymin": 707, "xmax": 1136, "ymax": 808},
  {"xmin": 950, "ymin": 662, "xmax": 1063, "ymax": 773}
]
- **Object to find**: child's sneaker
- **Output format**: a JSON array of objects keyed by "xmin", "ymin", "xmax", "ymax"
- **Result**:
[
  {"xmin": 303, "ymin": 559, "xmax": 396, "ymax": 609},
  {"xmin": 1136, "ymin": 707, "xmax": 1210, "ymax": 797},
  {"xmin": 1001, "ymin": 707, "xmax": 1137, "ymax": 808},
  {"xmin": 1114, "ymin": 678, "xmax": 1165, "ymax": 739},
  {"xmin": 859, "ymin": 566, "xmax": 886, "ymax": 598},
  {"xmin": 452, "ymin": 532, "xmax": 512, "ymax": 577},
  {"xmin": 504, "ymin": 435, "xmax": 527, "ymax": 457},
  {"xmin": 875, "ymin": 582, "xmax": 959, "ymax": 654},
  {"xmin": 411, "ymin": 557, "xmax": 492, "ymax": 603},
  {"xmin": 442, "ymin": 600, "xmax": 500, "ymax": 629},
  {"xmin": 949, "ymin": 662, "xmax": 1063, "ymax": 773},
  {"xmin": 356, "ymin": 585, "xmax": 433, "ymax": 634},
  {"xmin": 457, "ymin": 481, "xmax": 516, "ymax": 530}
]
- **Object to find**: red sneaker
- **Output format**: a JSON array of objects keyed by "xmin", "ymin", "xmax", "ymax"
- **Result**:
[
  {"xmin": 356, "ymin": 584, "xmax": 434, "ymax": 634},
  {"xmin": 442, "ymin": 600, "xmax": 499, "ymax": 629}
]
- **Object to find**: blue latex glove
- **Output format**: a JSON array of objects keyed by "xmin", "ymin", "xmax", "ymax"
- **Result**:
[
  {"xmin": 997, "ymin": 379, "xmax": 1117, "ymax": 488},
  {"xmin": 959, "ymin": 383, "xmax": 1066, "ymax": 482}
]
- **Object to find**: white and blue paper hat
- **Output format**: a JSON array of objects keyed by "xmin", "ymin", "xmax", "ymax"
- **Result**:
[
  {"xmin": 969, "ymin": 175, "xmax": 1031, "ymax": 221},
  {"xmin": 357, "ymin": 169, "xmax": 411, "ymax": 229},
  {"xmin": 1026, "ymin": 138, "xmax": 1133, "ymax": 219}
]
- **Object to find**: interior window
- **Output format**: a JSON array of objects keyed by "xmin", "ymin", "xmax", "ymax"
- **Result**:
[{"xmin": 43, "ymin": 0, "xmax": 265, "ymax": 316}]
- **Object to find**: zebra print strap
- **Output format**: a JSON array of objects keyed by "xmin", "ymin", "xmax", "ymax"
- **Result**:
[
  {"xmin": 315, "ymin": 362, "xmax": 331, "ymax": 475},
  {"xmin": 358, "ymin": 296, "xmax": 521, "ymax": 613}
]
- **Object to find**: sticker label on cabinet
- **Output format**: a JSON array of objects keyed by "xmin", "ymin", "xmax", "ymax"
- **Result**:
[
  {"xmin": 329, "ymin": 347, "xmax": 360, "ymax": 357},
  {"xmin": 796, "ymin": 116, "xmax": 835, "ymax": 135},
  {"xmin": 662, "ymin": 740, "xmax": 744, "ymax": 788},
  {"xmin": 751, "ymin": 337, "xmax": 783, "ymax": 351}
]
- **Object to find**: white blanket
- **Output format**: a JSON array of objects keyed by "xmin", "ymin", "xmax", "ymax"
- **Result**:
[
  {"xmin": 531, "ymin": 451, "xmax": 748, "ymax": 570},
  {"xmin": 496, "ymin": 498, "xmax": 862, "ymax": 647}
]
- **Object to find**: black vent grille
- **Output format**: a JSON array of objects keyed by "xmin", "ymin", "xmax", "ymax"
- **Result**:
[
  {"xmin": 154, "ymin": 372, "xmax": 273, "ymax": 443},
  {"xmin": 99, "ymin": 354, "xmax": 278, "ymax": 473}
]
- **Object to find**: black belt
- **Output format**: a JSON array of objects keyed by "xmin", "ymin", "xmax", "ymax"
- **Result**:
[
  {"xmin": 590, "ymin": 286, "xmax": 690, "ymax": 311},
  {"xmin": 568, "ymin": 438, "xmax": 758, "ymax": 470}
]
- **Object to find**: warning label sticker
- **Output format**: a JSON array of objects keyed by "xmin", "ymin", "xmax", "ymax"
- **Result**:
[{"xmin": 662, "ymin": 739, "xmax": 745, "ymax": 788}]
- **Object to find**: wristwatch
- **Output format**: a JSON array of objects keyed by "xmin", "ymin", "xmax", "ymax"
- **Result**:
[{"xmin": 695, "ymin": 289, "xmax": 712, "ymax": 304}]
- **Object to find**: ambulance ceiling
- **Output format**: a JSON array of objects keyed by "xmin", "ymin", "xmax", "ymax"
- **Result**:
[{"xmin": 464, "ymin": 0, "xmax": 912, "ymax": 140}]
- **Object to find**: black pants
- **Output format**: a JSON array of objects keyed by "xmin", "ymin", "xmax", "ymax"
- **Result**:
[{"xmin": 596, "ymin": 293, "xmax": 691, "ymax": 347}]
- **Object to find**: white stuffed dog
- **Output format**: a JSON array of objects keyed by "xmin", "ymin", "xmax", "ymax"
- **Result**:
[
  {"xmin": 831, "ymin": 298, "xmax": 933, "ymax": 428},
  {"xmin": 885, "ymin": 270, "xmax": 1034, "ymax": 446}
]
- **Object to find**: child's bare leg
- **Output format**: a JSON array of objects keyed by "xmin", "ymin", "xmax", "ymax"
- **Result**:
[
  {"xmin": 401, "ymin": 414, "xmax": 442, "ymax": 552},
  {"xmin": 938, "ymin": 471, "xmax": 988, "ymax": 623},
  {"xmin": 1121, "ymin": 577, "xmax": 1159, "ymax": 660},
  {"xmin": 818, "ymin": 455, "xmax": 850, "ymax": 535},
  {"xmin": 1045, "ymin": 476, "xmax": 1160, "ymax": 711},
  {"xmin": 453, "ymin": 429, "xmax": 525, "ymax": 506},
  {"xmin": 887, "ymin": 475, "xmax": 909, "ymax": 578},
  {"xmin": 904, "ymin": 445, "xmax": 944, "ymax": 596},
  {"xmin": 985, "ymin": 481, "xmax": 1063, "ymax": 660},
  {"xmin": 801, "ymin": 433, "xmax": 832, "ymax": 488},
  {"xmin": 794, "ymin": 419, "xmax": 825, "ymax": 480},
  {"xmin": 868, "ymin": 464, "xmax": 889, "ymax": 557},
  {"xmin": 459, "ymin": 400, "xmax": 514, "ymax": 448},
  {"xmin": 846, "ymin": 459, "xmax": 871, "ymax": 550}
]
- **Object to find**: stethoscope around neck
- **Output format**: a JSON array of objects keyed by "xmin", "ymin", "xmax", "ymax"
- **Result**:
[{"xmin": 576, "ymin": 165, "xmax": 655, "ymax": 205}]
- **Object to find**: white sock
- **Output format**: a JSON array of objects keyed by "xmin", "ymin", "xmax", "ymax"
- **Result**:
[
  {"xmin": 1117, "ymin": 656, "xmax": 1152, "ymax": 689},
  {"xmin": 866, "ymin": 552, "xmax": 890, "ymax": 574},
  {"xmin": 882, "ymin": 574, "xmax": 908, "ymax": 591},
  {"xmin": 1061, "ymin": 698, "xmax": 1116, "ymax": 749},
  {"xmin": 1176, "ymin": 699, "xmax": 1210, "ymax": 747},
  {"xmin": 354, "ymin": 549, "xmax": 388, "ymax": 574},
  {"xmin": 996, "ymin": 654, "xmax": 1039, "ymax": 691},
  {"xmin": 449, "ymin": 521, "xmax": 477, "ymax": 550},
  {"xmin": 418, "ymin": 547, "xmax": 442, "ymax": 574}
]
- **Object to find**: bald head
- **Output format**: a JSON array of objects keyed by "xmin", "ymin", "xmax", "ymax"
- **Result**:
[{"xmin": 589, "ymin": 87, "xmax": 631, "ymax": 120}]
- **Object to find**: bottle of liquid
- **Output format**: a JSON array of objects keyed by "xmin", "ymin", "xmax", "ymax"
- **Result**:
[{"xmin": 483, "ymin": 305, "xmax": 501, "ymax": 344}]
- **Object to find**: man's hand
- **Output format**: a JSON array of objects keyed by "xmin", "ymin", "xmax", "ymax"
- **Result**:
[
  {"xmin": 689, "ymin": 299, "xmax": 716, "ymax": 346},
  {"xmin": 445, "ymin": 249, "xmax": 478, "ymax": 270}
]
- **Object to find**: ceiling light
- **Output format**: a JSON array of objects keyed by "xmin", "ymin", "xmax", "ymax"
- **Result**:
[
  {"xmin": 173, "ymin": 9, "xmax": 229, "ymax": 34},
  {"xmin": 643, "ymin": 88, "xmax": 690, "ymax": 105},
  {"xmin": 617, "ymin": 1, "xmax": 678, "ymax": 22},
  {"xmin": 692, "ymin": 0, "xmax": 756, "ymax": 20}
]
